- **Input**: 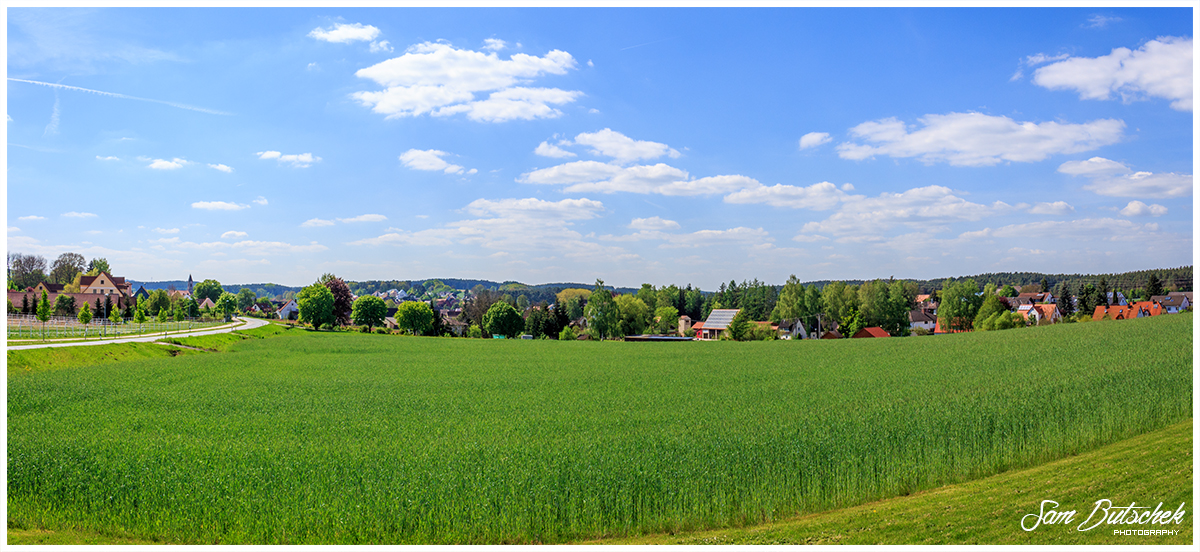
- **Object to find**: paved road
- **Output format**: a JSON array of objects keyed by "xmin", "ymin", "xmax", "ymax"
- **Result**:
[{"xmin": 6, "ymin": 317, "xmax": 270, "ymax": 351}]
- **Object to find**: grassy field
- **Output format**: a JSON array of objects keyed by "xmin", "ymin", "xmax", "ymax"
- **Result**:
[
  {"xmin": 596, "ymin": 418, "xmax": 1192, "ymax": 545},
  {"xmin": 6, "ymin": 342, "xmax": 197, "ymax": 377},
  {"xmin": 7, "ymin": 314, "xmax": 1192, "ymax": 544}
]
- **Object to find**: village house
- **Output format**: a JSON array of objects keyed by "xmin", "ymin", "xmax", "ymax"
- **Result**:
[
  {"xmin": 908, "ymin": 309, "xmax": 937, "ymax": 332},
  {"xmin": 852, "ymin": 327, "xmax": 890, "ymax": 338},
  {"xmin": 696, "ymin": 309, "xmax": 739, "ymax": 340},
  {"xmin": 1018, "ymin": 303, "xmax": 1062, "ymax": 325},
  {"xmin": 1093, "ymin": 300, "xmax": 1163, "ymax": 321},
  {"xmin": 1150, "ymin": 294, "xmax": 1190, "ymax": 314}
]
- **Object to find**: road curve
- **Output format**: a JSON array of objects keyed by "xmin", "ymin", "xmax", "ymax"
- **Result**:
[{"xmin": 6, "ymin": 317, "xmax": 271, "ymax": 351}]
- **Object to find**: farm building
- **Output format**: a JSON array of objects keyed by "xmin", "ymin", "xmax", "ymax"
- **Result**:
[
  {"xmin": 852, "ymin": 327, "xmax": 890, "ymax": 338},
  {"xmin": 697, "ymin": 309, "xmax": 739, "ymax": 340},
  {"xmin": 819, "ymin": 330, "xmax": 843, "ymax": 339}
]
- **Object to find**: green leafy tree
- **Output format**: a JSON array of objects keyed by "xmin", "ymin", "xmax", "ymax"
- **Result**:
[
  {"xmin": 53, "ymin": 293, "xmax": 76, "ymax": 316},
  {"xmin": 36, "ymin": 290, "xmax": 52, "ymax": 340},
  {"xmin": 173, "ymin": 304, "xmax": 185, "ymax": 322},
  {"xmin": 564, "ymin": 296, "xmax": 585, "ymax": 320},
  {"xmin": 516, "ymin": 294, "xmax": 530, "ymax": 311},
  {"xmin": 482, "ymin": 301, "xmax": 523, "ymax": 338},
  {"xmin": 86, "ymin": 257, "xmax": 111, "ymax": 275},
  {"xmin": 999, "ymin": 284, "xmax": 1018, "ymax": 297},
  {"xmin": 77, "ymin": 302, "xmax": 93, "ymax": 325},
  {"xmin": 1040, "ymin": 277, "xmax": 1050, "ymax": 293},
  {"xmin": 108, "ymin": 305, "xmax": 122, "ymax": 325},
  {"xmin": 771, "ymin": 275, "xmax": 805, "ymax": 323},
  {"xmin": 297, "ymin": 283, "xmax": 335, "ymax": 329},
  {"xmin": 937, "ymin": 279, "xmax": 982, "ymax": 332},
  {"xmin": 194, "ymin": 279, "xmax": 224, "ymax": 304},
  {"xmin": 467, "ymin": 324, "xmax": 483, "ymax": 338},
  {"xmin": 156, "ymin": 305, "xmax": 169, "ymax": 323},
  {"xmin": 134, "ymin": 305, "xmax": 148, "ymax": 325},
  {"xmin": 558, "ymin": 326, "xmax": 577, "ymax": 341},
  {"xmin": 974, "ymin": 293, "xmax": 1007, "ymax": 330},
  {"xmin": 654, "ymin": 305, "xmax": 679, "ymax": 334},
  {"xmin": 637, "ymin": 283, "xmax": 658, "ymax": 311},
  {"xmin": 216, "ymin": 292, "xmax": 238, "ymax": 321},
  {"xmin": 145, "ymin": 289, "xmax": 172, "ymax": 316},
  {"xmin": 840, "ymin": 307, "xmax": 865, "ymax": 338},
  {"xmin": 524, "ymin": 304, "xmax": 551, "ymax": 338},
  {"xmin": 656, "ymin": 284, "xmax": 682, "ymax": 313},
  {"xmin": 396, "ymin": 301, "xmax": 435, "ymax": 335},
  {"xmin": 614, "ymin": 294, "xmax": 649, "ymax": 336},
  {"xmin": 584, "ymin": 279, "xmax": 621, "ymax": 340},
  {"xmin": 727, "ymin": 308, "xmax": 752, "ymax": 341},
  {"xmin": 50, "ymin": 252, "xmax": 87, "ymax": 285},
  {"xmin": 237, "ymin": 288, "xmax": 257, "ymax": 312},
  {"xmin": 7, "ymin": 298, "xmax": 15, "ymax": 314},
  {"xmin": 352, "ymin": 295, "xmax": 388, "ymax": 332},
  {"xmin": 181, "ymin": 296, "xmax": 200, "ymax": 318}
]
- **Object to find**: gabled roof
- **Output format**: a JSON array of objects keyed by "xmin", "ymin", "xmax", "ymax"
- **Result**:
[
  {"xmin": 909, "ymin": 309, "xmax": 936, "ymax": 323},
  {"xmin": 702, "ymin": 309, "xmax": 740, "ymax": 330},
  {"xmin": 1150, "ymin": 295, "xmax": 1187, "ymax": 308},
  {"xmin": 819, "ymin": 330, "xmax": 842, "ymax": 339},
  {"xmin": 852, "ymin": 327, "xmax": 890, "ymax": 338}
]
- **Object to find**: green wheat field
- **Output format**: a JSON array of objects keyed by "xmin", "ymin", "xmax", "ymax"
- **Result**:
[{"xmin": 7, "ymin": 314, "xmax": 1192, "ymax": 544}]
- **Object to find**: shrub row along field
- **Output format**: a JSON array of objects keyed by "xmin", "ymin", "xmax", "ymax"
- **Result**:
[{"xmin": 7, "ymin": 314, "xmax": 1192, "ymax": 544}]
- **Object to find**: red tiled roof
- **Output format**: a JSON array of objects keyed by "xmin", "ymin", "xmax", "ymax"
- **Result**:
[{"xmin": 852, "ymin": 327, "xmax": 890, "ymax": 338}]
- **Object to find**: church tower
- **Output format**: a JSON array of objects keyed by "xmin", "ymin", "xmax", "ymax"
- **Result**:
[{"xmin": 188, "ymin": 274, "xmax": 194, "ymax": 294}]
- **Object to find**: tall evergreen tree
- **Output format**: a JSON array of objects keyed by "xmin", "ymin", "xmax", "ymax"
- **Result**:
[{"xmin": 1145, "ymin": 273, "xmax": 1164, "ymax": 297}]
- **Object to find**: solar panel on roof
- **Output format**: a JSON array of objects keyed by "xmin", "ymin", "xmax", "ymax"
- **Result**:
[{"xmin": 703, "ymin": 309, "xmax": 739, "ymax": 330}]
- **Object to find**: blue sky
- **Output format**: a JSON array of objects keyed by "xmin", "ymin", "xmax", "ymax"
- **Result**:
[{"xmin": 6, "ymin": 7, "xmax": 1193, "ymax": 289}]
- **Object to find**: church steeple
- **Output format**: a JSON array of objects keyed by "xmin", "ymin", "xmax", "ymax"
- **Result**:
[{"xmin": 188, "ymin": 274, "xmax": 194, "ymax": 293}]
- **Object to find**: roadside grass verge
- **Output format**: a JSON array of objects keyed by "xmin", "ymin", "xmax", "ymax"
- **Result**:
[
  {"xmin": 593, "ymin": 418, "xmax": 1193, "ymax": 545},
  {"xmin": 159, "ymin": 322, "xmax": 286, "ymax": 352},
  {"xmin": 6, "ymin": 342, "xmax": 195, "ymax": 377}
]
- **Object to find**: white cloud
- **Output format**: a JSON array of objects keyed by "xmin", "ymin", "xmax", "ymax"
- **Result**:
[
  {"xmin": 799, "ymin": 132, "xmax": 832, "ymax": 150},
  {"xmin": 724, "ymin": 181, "xmax": 852, "ymax": 210},
  {"xmin": 1027, "ymin": 201, "xmax": 1075, "ymax": 215},
  {"xmin": 148, "ymin": 157, "xmax": 189, "ymax": 170},
  {"xmin": 192, "ymin": 201, "xmax": 249, "ymax": 211},
  {"xmin": 62, "ymin": 211, "xmax": 97, "ymax": 218},
  {"xmin": 1058, "ymin": 157, "xmax": 1192, "ymax": 198},
  {"xmin": 18, "ymin": 215, "xmax": 45, "ymax": 221},
  {"xmin": 799, "ymin": 185, "xmax": 1010, "ymax": 238},
  {"xmin": 301, "ymin": 218, "xmax": 336, "ymax": 228},
  {"xmin": 369, "ymin": 40, "xmax": 393, "ymax": 54},
  {"xmin": 464, "ymin": 197, "xmax": 604, "ymax": 221},
  {"xmin": 208, "ymin": 163, "xmax": 233, "ymax": 173},
  {"xmin": 307, "ymin": 62, "xmax": 319, "ymax": 71},
  {"xmin": 257, "ymin": 151, "xmax": 321, "ymax": 168},
  {"xmin": 96, "ymin": 155, "xmax": 119, "ymax": 161},
  {"xmin": 338, "ymin": 214, "xmax": 388, "ymax": 223},
  {"xmin": 1120, "ymin": 201, "xmax": 1168, "ymax": 217},
  {"xmin": 178, "ymin": 240, "xmax": 328, "ymax": 255},
  {"xmin": 482, "ymin": 38, "xmax": 507, "ymax": 51},
  {"xmin": 959, "ymin": 218, "xmax": 1160, "ymax": 242},
  {"xmin": 252, "ymin": 196, "xmax": 268, "ymax": 206},
  {"xmin": 534, "ymin": 140, "xmax": 577, "ymax": 158},
  {"xmin": 836, "ymin": 112, "xmax": 1124, "ymax": 167},
  {"xmin": 629, "ymin": 216, "xmax": 680, "ymax": 230},
  {"xmin": 8, "ymin": 227, "xmax": 19, "ymax": 234},
  {"xmin": 399, "ymin": 149, "xmax": 472, "ymax": 175},
  {"xmin": 1032, "ymin": 36, "xmax": 1192, "ymax": 111},
  {"xmin": 221, "ymin": 231, "xmax": 249, "ymax": 238},
  {"xmin": 352, "ymin": 41, "xmax": 580, "ymax": 122},
  {"xmin": 308, "ymin": 23, "xmax": 381, "ymax": 44},
  {"xmin": 1085, "ymin": 14, "xmax": 1122, "ymax": 29},
  {"xmin": 153, "ymin": 227, "xmax": 180, "ymax": 234},
  {"xmin": 520, "ymin": 160, "xmax": 758, "ymax": 197},
  {"xmin": 573, "ymin": 128, "xmax": 680, "ymax": 163}
]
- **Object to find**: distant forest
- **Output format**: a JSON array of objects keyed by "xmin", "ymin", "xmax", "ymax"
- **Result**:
[{"xmin": 129, "ymin": 266, "xmax": 1191, "ymax": 301}]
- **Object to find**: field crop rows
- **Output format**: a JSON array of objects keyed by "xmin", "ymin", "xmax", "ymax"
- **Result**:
[{"xmin": 7, "ymin": 314, "xmax": 1192, "ymax": 544}]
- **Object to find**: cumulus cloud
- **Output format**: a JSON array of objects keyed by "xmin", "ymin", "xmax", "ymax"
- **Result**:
[
  {"xmin": 221, "ymin": 231, "xmax": 249, "ymax": 238},
  {"xmin": 836, "ymin": 112, "xmax": 1124, "ymax": 166},
  {"xmin": 308, "ymin": 22, "xmax": 381, "ymax": 44},
  {"xmin": 1058, "ymin": 157, "xmax": 1192, "ymax": 198},
  {"xmin": 96, "ymin": 155, "xmax": 119, "ymax": 161},
  {"xmin": 959, "ymin": 218, "xmax": 1160, "ymax": 242},
  {"xmin": 148, "ymin": 157, "xmax": 189, "ymax": 170},
  {"xmin": 18, "ymin": 215, "xmax": 45, "ymax": 221},
  {"xmin": 573, "ymin": 128, "xmax": 680, "ymax": 163},
  {"xmin": 252, "ymin": 196, "xmax": 268, "ymax": 206},
  {"xmin": 369, "ymin": 40, "xmax": 393, "ymax": 54},
  {"xmin": 192, "ymin": 201, "xmax": 249, "ymax": 211},
  {"xmin": 338, "ymin": 214, "xmax": 388, "ymax": 223},
  {"xmin": 799, "ymin": 132, "xmax": 832, "ymax": 149},
  {"xmin": 62, "ymin": 211, "xmax": 98, "ymax": 218},
  {"xmin": 208, "ymin": 163, "xmax": 233, "ymax": 173},
  {"xmin": 629, "ymin": 216, "xmax": 680, "ymax": 230},
  {"xmin": 352, "ymin": 41, "xmax": 581, "ymax": 122},
  {"xmin": 724, "ymin": 181, "xmax": 853, "ymax": 210},
  {"xmin": 399, "ymin": 149, "xmax": 473, "ymax": 175},
  {"xmin": 534, "ymin": 140, "xmax": 577, "ymax": 158},
  {"xmin": 301, "ymin": 218, "xmax": 336, "ymax": 228},
  {"xmin": 796, "ymin": 185, "xmax": 1011, "ymax": 238},
  {"xmin": 1027, "ymin": 201, "xmax": 1075, "ymax": 215},
  {"xmin": 1120, "ymin": 200, "xmax": 1168, "ymax": 217},
  {"xmin": 256, "ymin": 150, "xmax": 321, "ymax": 168},
  {"xmin": 153, "ymin": 227, "xmax": 180, "ymax": 234},
  {"xmin": 520, "ymin": 160, "xmax": 758, "ymax": 196},
  {"xmin": 482, "ymin": 38, "xmax": 507, "ymax": 51},
  {"xmin": 1032, "ymin": 36, "xmax": 1192, "ymax": 111}
]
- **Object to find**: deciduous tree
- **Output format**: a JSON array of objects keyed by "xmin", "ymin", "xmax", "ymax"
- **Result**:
[
  {"xmin": 320, "ymin": 275, "xmax": 354, "ymax": 326},
  {"xmin": 937, "ymin": 279, "xmax": 981, "ymax": 333},
  {"xmin": 297, "ymin": 283, "xmax": 335, "ymax": 329},
  {"xmin": 50, "ymin": 252, "xmax": 87, "ymax": 284},
  {"xmin": 352, "ymin": 295, "xmax": 388, "ymax": 332},
  {"xmin": 615, "ymin": 294, "xmax": 649, "ymax": 336},
  {"xmin": 86, "ymin": 257, "xmax": 111, "ymax": 275},
  {"xmin": 77, "ymin": 302, "xmax": 93, "ymax": 325},
  {"xmin": 396, "ymin": 301, "xmax": 435, "ymax": 336},
  {"xmin": 194, "ymin": 279, "xmax": 224, "ymax": 305},
  {"xmin": 237, "ymin": 288, "xmax": 257, "ymax": 312},
  {"xmin": 584, "ymin": 279, "xmax": 620, "ymax": 340},
  {"xmin": 482, "ymin": 301, "xmax": 523, "ymax": 338}
]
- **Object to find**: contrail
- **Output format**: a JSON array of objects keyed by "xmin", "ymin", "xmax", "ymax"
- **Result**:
[
  {"xmin": 8, "ymin": 78, "xmax": 232, "ymax": 116},
  {"xmin": 620, "ymin": 37, "xmax": 675, "ymax": 51}
]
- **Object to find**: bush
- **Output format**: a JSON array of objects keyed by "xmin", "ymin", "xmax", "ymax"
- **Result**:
[
  {"xmin": 374, "ymin": 328, "xmax": 388, "ymax": 334},
  {"xmin": 684, "ymin": 327, "xmax": 696, "ymax": 338},
  {"xmin": 912, "ymin": 327, "xmax": 933, "ymax": 336},
  {"xmin": 558, "ymin": 326, "xmax": 577, "ymax": 341},
  {"xmin": 468, "ymin": 324, "xmax": 483, "ymax": 339}
]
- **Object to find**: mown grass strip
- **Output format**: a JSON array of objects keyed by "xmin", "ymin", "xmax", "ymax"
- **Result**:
[
  {"xmin": 159, "ymin": 321, "xmax": 286, "ymax": 352},
  {"xmin": 593, "ymin": 418, "xmax": 1193, "ymax": 545},
  {"xmin": 6, "ymin": 342, "xmax": 196, "ymax": 377}
]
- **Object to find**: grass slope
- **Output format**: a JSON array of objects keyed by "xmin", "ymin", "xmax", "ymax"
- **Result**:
[
  {"xmin": 7, "ymin": 314, "xmax": 1192, "ymax": 544},
  {"xmin": 6, "ymin": 342, "xmax": 196, "ymax": 377},
  {"xmin": 596, "ymin": 418, "xmax": 1193, "ymax": 545},
  {"xmin": 159, "ymin": 321, "xmax": 286, "ymax": 351}
]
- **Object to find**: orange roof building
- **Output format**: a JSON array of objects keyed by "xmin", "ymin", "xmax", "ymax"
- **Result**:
[{"xmin": 852, "ymin": 327, "xmax": 891, "ymax": 338}]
